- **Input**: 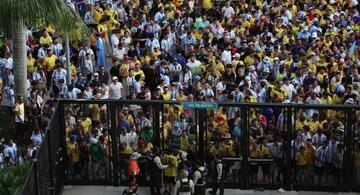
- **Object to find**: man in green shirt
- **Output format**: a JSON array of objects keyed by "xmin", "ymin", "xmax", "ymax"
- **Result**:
[{"xmin": 89, "ymin": 138, "xmax": 104, "ymax": 179}]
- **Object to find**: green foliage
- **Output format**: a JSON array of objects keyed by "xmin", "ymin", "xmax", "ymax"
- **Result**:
[
  {"xmin": 0, "ymin": 163, "xmax": 31, "ymax": 195},
  {"xmin": 0, "ymin": 0, "xmax": 88, "ymax": 37}
]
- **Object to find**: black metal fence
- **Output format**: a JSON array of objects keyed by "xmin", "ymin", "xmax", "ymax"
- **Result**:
[
  {"xmin": 22, "ymin": 100, "xmax": 360, "ymax": 193},
  {"xmin": 21, "ymin": 104, "xmax": 65, "ymax": 195}
]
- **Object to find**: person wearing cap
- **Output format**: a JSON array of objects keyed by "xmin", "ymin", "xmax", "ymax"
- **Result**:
[{"xmin": 109, "ymin": 76, "xmax": 123, "ymax": 99}]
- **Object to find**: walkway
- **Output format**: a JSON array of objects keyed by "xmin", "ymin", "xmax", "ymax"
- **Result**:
[{"xmin": 62, "ymin": 186, "xmax": 359, "ymax": 195}]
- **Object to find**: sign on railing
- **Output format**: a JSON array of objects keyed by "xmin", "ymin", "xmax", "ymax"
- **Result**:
[{"xmin": 182, "ymin": 101, "xmax": 218, "ymax": 110}]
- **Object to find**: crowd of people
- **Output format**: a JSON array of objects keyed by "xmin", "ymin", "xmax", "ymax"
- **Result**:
[{"xmin": 1, "ymin": 0, "xmax": 360, "ymax": 194}]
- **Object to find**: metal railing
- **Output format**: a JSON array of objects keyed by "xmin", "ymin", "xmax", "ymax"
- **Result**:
[{"xmin": 21, "ymin": 100, "xmax": 360, "ymax": 193}]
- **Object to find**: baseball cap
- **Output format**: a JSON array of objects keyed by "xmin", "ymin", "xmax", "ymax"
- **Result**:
[{"xmin": 112, "ymin": 76, "xmax": 118, "ymax": 80}]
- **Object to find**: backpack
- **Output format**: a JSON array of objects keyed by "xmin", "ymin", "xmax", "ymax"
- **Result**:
[
  {"xmin": 196, "ymin": 168, "xmax": 207, "ymax": 186},
  {"xmin": 179, "ymin": 179, "xmax": 191, "ymax": 192}
]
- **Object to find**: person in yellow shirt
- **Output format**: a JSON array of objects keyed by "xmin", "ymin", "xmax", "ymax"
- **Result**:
[
  {"xmin": 162, "ymin": 86, "xmax": 171, "ymax": 100},
  {"xmin": 132, "ymin": 63, "xmax": 145, "ymax": 81},
  {"xmin": 202, "ymin": 0, "xmax": 213, "ymax": 10},
  {"xmin": 162, "ymin": 149, "xmax": 178, "ymax": 194},
  {"xmin": 39, "ymin": 30, "xmax": 53, "ymax": 46},
  {"xmin": 296, "ymin": 146, "xmax": 308, "ymax": 184},
  {"xmin": 43, "ymin": 49, "xmax": 57, "ymax": 72},
  {"xmin": 67, "ymin": 135, "xmax": 80, "ymax": 175},
  {"xmin": 27, "ymin": 52, "xmax": 36, "ymax": 74},
  {"xmin": 308, "ymin": 113, "xmax": 320, "ymax": 135},
  {"xmin": 43, "ymin": 49, "xmax": 57, "ymax": 90},
  {"xmin": 97, "ymin": 18, "xmax": 108, "ymax": 33},
  {"xmin": 295, "ymin": 114, "xmax": 309, "ymax": 132},
  {"xmin": 104, "ymin": 3, "xmax": 117, "ymax": 19},
  {"xmin": 92, "ymin": 2, "xmax": 104, "ymax": 25}
]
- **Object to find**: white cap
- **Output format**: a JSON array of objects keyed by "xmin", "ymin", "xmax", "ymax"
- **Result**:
[
  {"xmin": 245, "ymin": 76, "xmax": 251, "ymax": 81},
  {"xmin": 274, "ymin": 57, "xmax": 280, "ymax": 61},
  {"xmin": 94, "ymin": 72, "xmax": 99, "ymax": 76},
  {"xmin": 233, "ymin": 53, "xmax": 240, "ymax": 58},
  {"xmin": 112, "ymin": 76, "xmax": 118, "ymax": 80}
]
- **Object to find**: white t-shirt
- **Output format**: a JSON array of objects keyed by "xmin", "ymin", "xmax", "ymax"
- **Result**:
[
  {"xmin": 111, "ymin": 34, "xmax": 120, "ymax": 49},
  {"xmin": 221, "ymin": 50, "xmax": 232, "ymax": 65},
  {"xmin": 112, "ymin": 47, "xmax": 126, "ymax": 61},
  {"xmin": 222, "ymin": 6, "xmax": 235, "ymax": 18},
  {"xmin": 109, "ymin": 82, "xmax": 123, "ymax": 99}
]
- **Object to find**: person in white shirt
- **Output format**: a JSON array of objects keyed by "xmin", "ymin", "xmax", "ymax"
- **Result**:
[
  {"xmin": 161, "ymin": 33, "xmax": 173, "ymax": 55},
  {"xmin": 221, "ymin": 45, "xmax": 232, "ymax": 65},
  {"xmin": 52, "ymin": 64, "xmax": 67, "ymax": 86},
  {"xmin": 145, "ymin": 34, "xmax": 160, "ymax": 53},
  {"xmin": 282, "ymin": 77, "xmax": 296, "ymax": 100},
  {"xmin": 201, "ymin": 82, "xmax": 214, "ymax": 100},
  {"xmin": 221, "ymin": 1, "xmax": 235, "ymax": 19},
  {"xmin": 154, "ymin": 7, "xmax": 166, "ymax": 24},
  {"xmin": 186, "ymin": 54, "xmax": 201, "ymax": 76},
  {"xmin": 109, "ymin": 76, "xmax": 123, "ymax": 99},
  {"xmin": 312, "ymin": 129, "xmax": 327, "ymax": 148},
  {"xmin": 119, "ymin": 128, "xmax": 130, "ymax": 146},
  {"xmin": 110, "ymin": 30, "xmax": 120, "ymax": 49},
  {"xmin": 112, "ymin": 43, "xmax": 126, "ymax": 63},
  {"xmin": 174, "ymin": 170, "xmax": 195, "ymax": 195},
  {"xmin": 134, "ymin": 75, "xmax": 142, "ymax": 95},
  {"xmin": 67, "ymin": 85, "xmax": 82, "ymax": 99},
  {"xmin": 305, "ymin": 91, "xmax": 320, "ymax": 119},
  {"xmin": 3, "ymin": 139, "xmax": 17, "ymax": 163},
  {"xmin": 31, "ymin": 128, "xmax": 43, "ymax": 147},
  {"xmin": 258, "ymin": 80, "xmax": 267, "ymax": 103},
  {"xmin": 84, "ymin": 53, "xmax": 94, "ymax": 80}
]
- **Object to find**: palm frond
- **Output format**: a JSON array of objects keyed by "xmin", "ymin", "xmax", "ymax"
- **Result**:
[{"xmin": 0, "ymin": 0, "xmax": 88, "ymax": 36}]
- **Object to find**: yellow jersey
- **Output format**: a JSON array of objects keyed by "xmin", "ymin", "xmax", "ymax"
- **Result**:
[{"xmin": 43, "ymin": 54, "xmax": 57, "ymax": 72}]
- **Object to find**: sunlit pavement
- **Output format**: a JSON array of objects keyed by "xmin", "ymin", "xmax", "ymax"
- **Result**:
[{"xmin": 62, "ymin": 186, "xmax": 359, "ymax": 195}]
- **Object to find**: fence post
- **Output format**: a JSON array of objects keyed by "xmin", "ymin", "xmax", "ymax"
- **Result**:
[
  {"xmin": 110, "ymin": 103, "xmax": 119, "ymax": 186},
  {"xmin": 285, "ymin": 107, "xmax": 293, "ymax": 190},
  {"xmin": 344, "ymin": 109, "xmax": 354, "ymax": 191},
  {"xmin": 47, "ymin": 128, "xmax": 54, "ymax": 194},
  {"xmin": 198, "ymin": 109, "xmax": 205, "ymax": 161},
  {"xmin": 241, "ymin": 106, "xmax": 249, "ymax": 189},
  {"xmin": 153, "ymin": 105, "xmax": 161, "ymax": 148}
]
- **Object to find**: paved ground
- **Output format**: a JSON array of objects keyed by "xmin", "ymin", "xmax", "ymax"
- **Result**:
[{"xmin": 62, "ymin": 186, "xmax": 359, "ymax": 195}]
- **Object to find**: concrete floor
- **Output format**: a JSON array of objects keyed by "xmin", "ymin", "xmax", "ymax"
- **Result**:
[{"xmin": 62, "ymin": 186, "xmax": 360, "ymax": 195}]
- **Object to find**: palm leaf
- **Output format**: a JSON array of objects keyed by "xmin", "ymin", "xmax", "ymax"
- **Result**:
[{"xmin": 0, "ymin": 0, "xmax": 88, "ymax": 36}]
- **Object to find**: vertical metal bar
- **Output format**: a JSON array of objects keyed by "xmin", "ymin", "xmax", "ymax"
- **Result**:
[
  {"xmin": 47, "ymin": 127, "xmax": 53, "ymax": 194},
  {"xmin": 59, "ymin": 102, "xmax": 67, "ymax": 185},
  {"xmin": 344, "ymin": 108, "xmax": 354, "ymax": 191},
  {"xmin": 110, "ymin": 103, "xmax": 119, "ymax": 186},
  {"xmin": 198, "ymin": 109, "xmax": 204, "ymax": 161},
  {"xmin": 161, "ymin": 104, "xmax": 165, "ymax": 150},
  {"xmin": 34, "ymin": 161, "xmax": 39, "ymax": 195},
  {"xmin": 285, "ymin": 107, "xmax": 292, "ymax": 190},
  {"xmin": 153, "ymin": 104, "xmax": 160, "ymax": 148},
  {"xmin": 241, "ymin": 106, "xmax": 249, "ymax": 189}
]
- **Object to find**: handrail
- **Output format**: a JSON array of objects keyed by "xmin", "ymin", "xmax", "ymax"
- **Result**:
[{"xmin": 58, "ymin": 99, "xmax": 360, "ymax": 110}]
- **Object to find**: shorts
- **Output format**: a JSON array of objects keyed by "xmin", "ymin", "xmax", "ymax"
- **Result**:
[{"xmin": 164, "ymin": 176, "xmax": 176, "ymax": 185}]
